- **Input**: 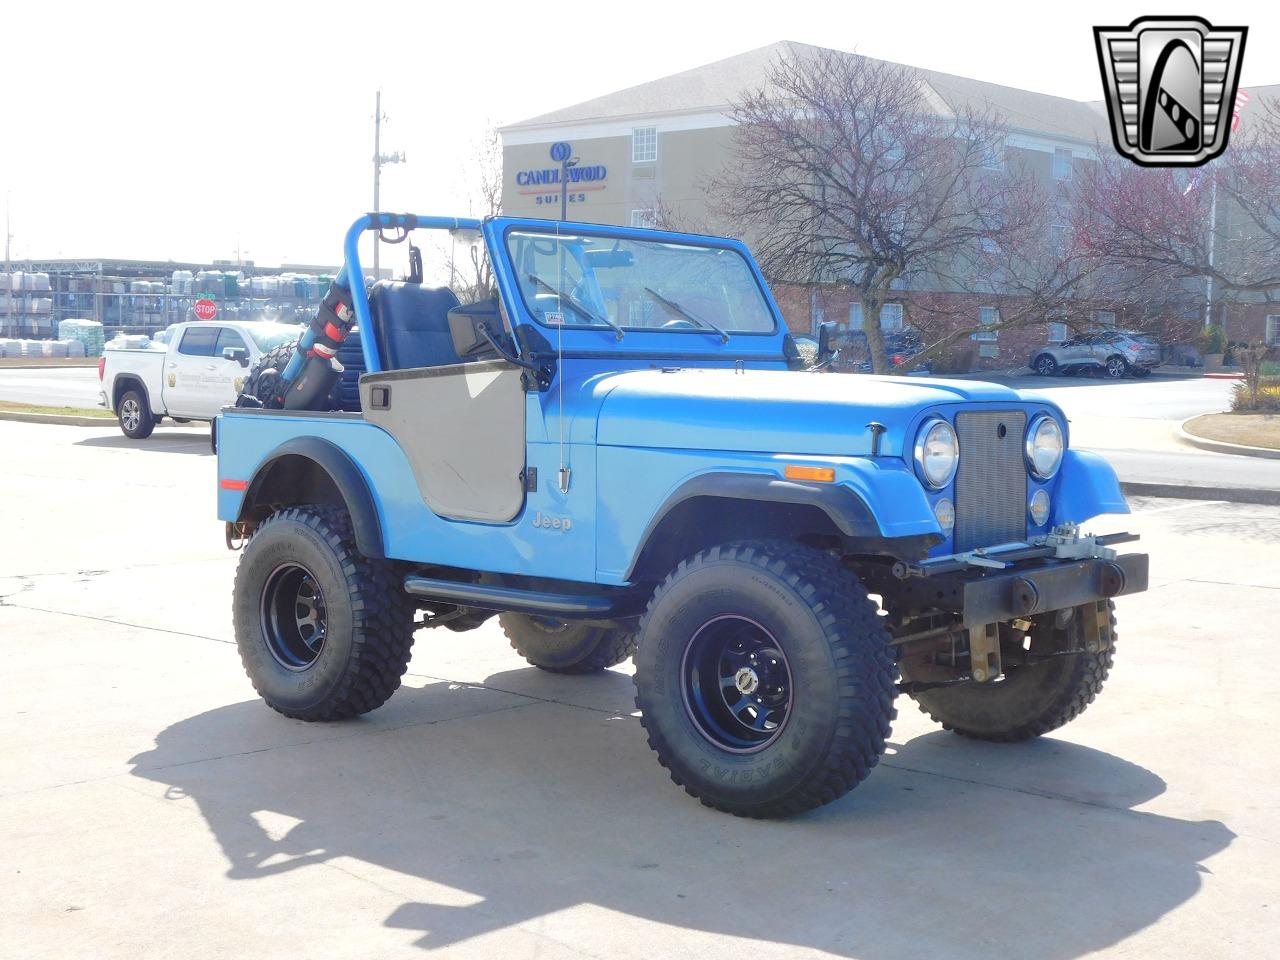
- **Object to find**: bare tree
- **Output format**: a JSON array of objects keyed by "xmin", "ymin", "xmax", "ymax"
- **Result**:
[
  {"xmin": 444, "ymin": 126, "xmax": 503, "ymax": 303},
  {"xmin": 714, "ymin": 48, "xmax": 1049, "ymax": 373},
  {"xmin": 1075, "ymin": 104, "xmax": 1280, "ymax": 311}
]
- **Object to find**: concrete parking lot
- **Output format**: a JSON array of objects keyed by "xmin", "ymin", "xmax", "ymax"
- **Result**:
[{"xmin": 1, "ymin": 417, "xmax": 1277, "ymax": 959}]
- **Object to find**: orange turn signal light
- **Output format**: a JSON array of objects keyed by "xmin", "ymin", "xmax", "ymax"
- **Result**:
[{"xmin": 784, "ymin": 465, "xmax": 836, "ymax": 483}]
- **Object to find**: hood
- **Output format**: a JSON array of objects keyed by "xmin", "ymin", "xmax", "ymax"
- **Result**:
[{"xmin": 587, "ymin": 368, "xmax": 1026, "ymax": 457}]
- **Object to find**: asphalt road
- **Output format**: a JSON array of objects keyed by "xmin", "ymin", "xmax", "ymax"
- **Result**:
[
  {"xmin": 0, "ymin": 418, "xmax": 1276, "ymax": 959},
  {"xmin": 0, "ymin": 366, "xmax": 101, "ymax": 408}
]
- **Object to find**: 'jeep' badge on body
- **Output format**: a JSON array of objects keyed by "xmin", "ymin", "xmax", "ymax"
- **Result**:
[{"xmin": 1094, "ymin": 16, "xmax": 1247, "ymax": 167}]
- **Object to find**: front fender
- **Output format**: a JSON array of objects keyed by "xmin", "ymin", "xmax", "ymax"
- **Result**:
[{"xmin": 1053, "ymin": 449, "xmax": 1130, "ymax": 525}]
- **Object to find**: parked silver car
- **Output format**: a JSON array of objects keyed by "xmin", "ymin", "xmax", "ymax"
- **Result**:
[{"xmin": 1029, "ymin": 331, "xmax": 1161, "ymax": 379}]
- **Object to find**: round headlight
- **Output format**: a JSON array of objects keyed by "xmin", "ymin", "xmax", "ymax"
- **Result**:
[
  {"xmin": 1029, "ymin": 488, "xmax": 1051, "ymax": 526},
  {"xmin": 914, "ymin": 418, "xmax": 959, "ymax": 489},
  {"xmin": 1025, "ymin": 415, "xmax": 1064, "ymax": 479}
]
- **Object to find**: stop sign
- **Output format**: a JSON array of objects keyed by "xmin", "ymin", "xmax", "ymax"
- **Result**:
[{"xmin": 194, "ymin": 299, "xmax": 217, "ymax": 321}]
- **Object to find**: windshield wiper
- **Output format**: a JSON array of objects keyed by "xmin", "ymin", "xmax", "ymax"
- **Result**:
[
  {"xmin": 527, "ymin": 273, "xmax": 624, "ymax": 341},
  {"xmin": 642, "ymin": 287, "xmax": 730, "ymax": 343}
]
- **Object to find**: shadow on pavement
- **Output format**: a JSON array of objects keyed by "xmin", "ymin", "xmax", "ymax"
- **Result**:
[
  {"xmin": 129, "ymin": 676, "xmax": 1233, "ymax": 958},
  {"xmin": 76, "ymin": 431, "xmax": 212, "ymax": 455}
]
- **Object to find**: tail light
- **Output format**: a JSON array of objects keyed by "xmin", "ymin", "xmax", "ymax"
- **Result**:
[{"xmin": 97, "ymin": 356, "xmax": 106, "ymax": 380}]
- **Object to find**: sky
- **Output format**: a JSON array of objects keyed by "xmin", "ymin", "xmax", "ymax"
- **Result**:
[{"xmin": 2, "ymin": 0, "xmax": 1275, "ymax": 268}]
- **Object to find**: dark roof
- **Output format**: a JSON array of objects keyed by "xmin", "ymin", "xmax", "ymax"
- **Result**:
[{"xmin": 500, "ymin": 40, "xmax": 1164, "ymax": 144}]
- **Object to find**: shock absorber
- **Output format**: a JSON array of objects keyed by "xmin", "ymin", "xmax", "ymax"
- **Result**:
[{"xmin": 274, "ymin": 271, "xmax": 360, "ymax": 410}]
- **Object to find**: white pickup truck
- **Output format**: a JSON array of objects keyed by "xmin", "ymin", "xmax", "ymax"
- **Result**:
[{"xmin": 98, "ymin": 320, "xmax": 300, "ymax": 439}]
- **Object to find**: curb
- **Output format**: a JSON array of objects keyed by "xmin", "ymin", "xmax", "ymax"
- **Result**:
[
  {"xmin": 1177, "ymin": 417, "xmax": 1280, "ymax": 460},
  {"xmin": 0, "ymin": 410, "xmax": 116, "ymax": 427},
  {"xmin": 1121, "ymin": 480, "xmax": 1280, "ymax": 507}
]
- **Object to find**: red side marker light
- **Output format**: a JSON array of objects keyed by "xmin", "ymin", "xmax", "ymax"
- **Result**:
[{"xmin": 220, "ymin": 479, "xmax": 249, "ymax": 491}]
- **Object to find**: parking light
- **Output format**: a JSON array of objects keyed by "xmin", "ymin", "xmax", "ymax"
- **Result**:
[{"xmin": 784, "ymin": 465, "xmax": 836, "ymax": 482}]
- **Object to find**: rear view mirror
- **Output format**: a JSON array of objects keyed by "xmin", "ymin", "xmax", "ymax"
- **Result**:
[
  {"xmin": 816, "ymin": 321, "xmax": 839, "ymax": 364},
  {"xmin": 447, "ymin": 299, "xmax": 503, "ymax": 358},
  {"xmin": 222, "ymin": 346, "xmax": 250, "ymax": 367}
]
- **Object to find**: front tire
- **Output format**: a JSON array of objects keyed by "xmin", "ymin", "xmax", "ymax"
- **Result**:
[
  {"xmin": 905, "ymin": 601, "xmax": 1116, "ymax": 742},
  {"xmin": 1033, "ymin": 354, "xmax": 1058, "ymax": 376},
  {"xmin": 499, "ymin": 613, "xmax": 637, "ymax": 674},
  {"xmin": 233, "ymin": 506, "xmax": 416, "ymax": 721},
  {"xmin": 117, "ymin": 389, "xmax": 155, "ymax": 439},
  {"xmin": 634, "ymin": 541, "xmax": 896, "ymax": 818}
]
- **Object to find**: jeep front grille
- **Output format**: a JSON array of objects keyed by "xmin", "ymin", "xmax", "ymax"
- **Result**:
[{"xmin": 953, "ymin": 410, "xmax": 1028, "ymax": 551}]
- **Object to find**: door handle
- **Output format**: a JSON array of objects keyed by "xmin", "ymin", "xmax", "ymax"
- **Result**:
[
  {"xmin": 167, "ymin": 362, "xmax": 177, "ymax": 368},
  {"xmin": 206, "ymin": 365, "xmax": 216, "ymax": 371}
]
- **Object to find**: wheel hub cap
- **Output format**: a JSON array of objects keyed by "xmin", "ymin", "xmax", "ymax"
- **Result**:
[{"xmin": 734, "ymin": 666, "xmax": 759, "ymax": 695}]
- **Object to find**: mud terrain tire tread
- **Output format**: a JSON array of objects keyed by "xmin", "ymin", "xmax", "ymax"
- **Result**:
[{"xmin": 634, "ymin": 540, "xmax": 897, "ymax": 818}]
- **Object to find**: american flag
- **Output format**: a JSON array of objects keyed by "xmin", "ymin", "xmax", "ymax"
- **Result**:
[{"xmin": 1231, "ymin": 89, "xmax": 1250, "ymax": 133}]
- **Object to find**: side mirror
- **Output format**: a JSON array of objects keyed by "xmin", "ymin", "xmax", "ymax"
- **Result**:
[
  {"xmin": 223, "ymin": 346, "xmax": 249, "ymax": 367},
  {"xmin": 816, "ymin": 321, "xmax": 839, "ymax": 365},
  {"xmin": 784, "ymin": 334, "xmax": 819, "ymax": 370},
  {"xmin": 447, "ymin": 299, "xmax": 504, "ymax": 358}
]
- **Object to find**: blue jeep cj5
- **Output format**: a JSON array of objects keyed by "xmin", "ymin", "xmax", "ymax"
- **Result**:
[{"xmin": 215, "ymin": 213, "xmax": 1148, "ymax": 818}]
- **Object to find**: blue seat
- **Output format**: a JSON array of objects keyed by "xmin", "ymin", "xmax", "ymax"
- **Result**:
[
  {"xmin": 330, "ymin": 328, "xmax": 366, "ymax": 412},
  {"xmin": 368, "ymin": 281, "xmax": 462, "ymax": 371}
]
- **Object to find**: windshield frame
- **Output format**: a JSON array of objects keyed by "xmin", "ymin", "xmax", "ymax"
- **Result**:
[{"xmin": 500, "ymin": 223, "xmax": 781, "ymax": 340}]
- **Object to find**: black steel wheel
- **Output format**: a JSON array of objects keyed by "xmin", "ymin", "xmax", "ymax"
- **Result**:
[
  {"xmin": 233, "ymin": 506, "xmax": 416, "ymax": 721},
  {"xmin": 681, "ymin": 615, "xmax": 792, "ymax": 752},
  {"xmin": 260, "ymin": 563, "xmax": 328, "ymax": 670},
  {"xmin": 634, "ymin": 541, "xmax": 896, "ymax": 818}
]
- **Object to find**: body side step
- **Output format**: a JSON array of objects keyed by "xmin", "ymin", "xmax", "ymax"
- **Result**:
[{"xmin": 403, "ymin": 576, "xmax": 643, "ymax": 620}]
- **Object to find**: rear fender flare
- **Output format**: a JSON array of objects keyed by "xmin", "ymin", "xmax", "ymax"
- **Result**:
[{"xmin": 238, "ymin": 437, "xmax": 384, "ymax": 558}]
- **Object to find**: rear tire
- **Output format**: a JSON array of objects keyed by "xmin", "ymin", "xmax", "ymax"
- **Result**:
[
  {"xmin": 634, "ymin": 541, "xmax": 896, "ymax": 818},
  {"xmin": 1032, "ymin": 354, "xmax": 1058, "ymax": 376},
  {"xmin": 1104, "ymin": 355, "xmax": 1129, "ymax": 379},
  {"xmin": 499, "ymin": 613, "xmax": 637, "ymax": 673},
  {"xmin": 233, "ymin": 505, "xmax": 416, "ymax": 721},
  {"xmin": 906, "ymin": 601, "xmax": 1116, "ymax": 742},
  {"xmin": 117, "ymin": 389, "xmax": 155, "ymax": 439}
]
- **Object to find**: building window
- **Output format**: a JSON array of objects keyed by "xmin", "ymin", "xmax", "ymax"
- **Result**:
[
  {"xmin": 1053, "ymin": 148, "xmax": 1072, "ymax": 181},
  {"xmin": 632, "ymin": 127, "xmax": 657, "ymax": 163},
  {"xmin": 849, "ymin": 301, "xmax": 903, "ymax": 331},
  {"xmin": 1050, "ymin": 223, "xmax": 1068, "ymax": 255},
  {"xmin": 629, "ymin": 208, "xmax": 657, "ymax": 229},
  {"xmin": 983, "ymin": 139, "xmax": 1005, "ymax": 171},
  {"xmin": 1048, "ymin": 321, "xmax": 1069, "ymax": 343},
  {"xmin": 973, "ymin": 306, "xmax": 1000, "ymax": 342},
  {"xmin": 1267, "ymin": 315, "xmax": 1280, "ymax": 345},
  {"xmin": 848, "ymin": 302, "xmax": 863, "ymax": 331},
  {"xmin": 1094, "ymin": 310, "xmax": 1116, "ymax": 328},
  {"xmin": 880, "ymin": 303, "xmax": 904, "ymax": 332}
]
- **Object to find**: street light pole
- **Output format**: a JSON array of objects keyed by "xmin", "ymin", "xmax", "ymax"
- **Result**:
[{"xmin": 372, "ymin": 91, "xmax": 406, "ymax": 278}]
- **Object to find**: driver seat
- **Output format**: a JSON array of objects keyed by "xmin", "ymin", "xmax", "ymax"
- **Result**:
[{"xmin": 368, "ymin": 280, "xmax": 462, "ymax": 370}]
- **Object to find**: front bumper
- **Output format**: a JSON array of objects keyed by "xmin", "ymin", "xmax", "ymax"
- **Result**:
[{"xmin": 894, "ymin": 551, "xmax": 1149, "ymax": 627}]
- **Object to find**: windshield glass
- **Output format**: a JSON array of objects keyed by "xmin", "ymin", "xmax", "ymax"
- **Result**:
[
  {"xmin": 245, "ymin": 322, "xmax": 304, "ymax": 351},
  {"xmin": 505, "ymin": 229, "xmax": 776, "ymax": 336}
]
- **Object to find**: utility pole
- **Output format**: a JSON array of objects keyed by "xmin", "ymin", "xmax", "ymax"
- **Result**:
[
  {"xmin": 1204, "ymin": 175, "xmax": 1218, "ymax": 329},
  {"xmin": 4, "ymin": 197, "xmax": 12, "ymax": 338},
  {"xmin": 372, "ymin": 90, "xmax": 405, "ymax": 278}
]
